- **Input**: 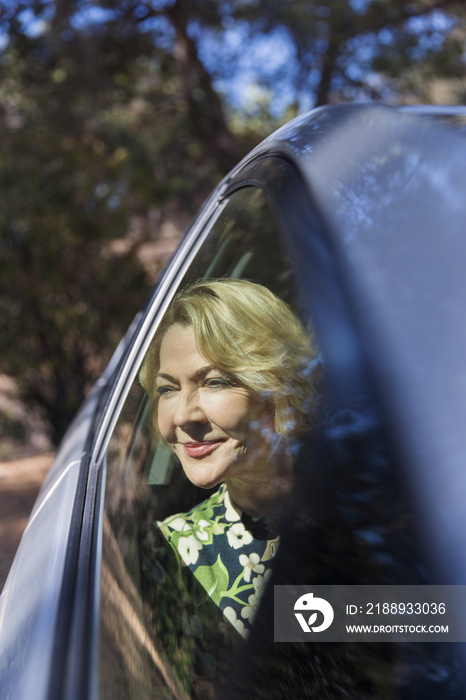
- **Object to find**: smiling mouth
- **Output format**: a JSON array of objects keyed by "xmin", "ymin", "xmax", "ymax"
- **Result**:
[{"xmin": 181, "ymin": 440, "xmax": 225, "ymax": 458}]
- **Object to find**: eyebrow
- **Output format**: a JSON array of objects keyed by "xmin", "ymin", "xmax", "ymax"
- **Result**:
[
  {"xmin": 155, "ymin": 372, "xmax": 177, "ymax": 383},
  {"xmin": 155, "ymin": 365, "xmax": 218, "ymax": 383}
]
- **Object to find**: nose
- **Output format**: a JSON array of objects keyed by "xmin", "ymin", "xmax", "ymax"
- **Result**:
[{"xmin": 173, "ymin": 388, "xmax": 206, "ymax": 429}]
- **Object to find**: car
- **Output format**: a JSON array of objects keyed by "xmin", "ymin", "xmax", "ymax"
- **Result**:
[{"xmin": 2, "ymin": 102, "xmax": 466, "ymax": 700}]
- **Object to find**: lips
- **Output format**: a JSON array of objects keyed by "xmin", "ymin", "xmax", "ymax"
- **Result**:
[{"xmin": 181, "ymin": 440, "xmax": 225, "ymax": 458}]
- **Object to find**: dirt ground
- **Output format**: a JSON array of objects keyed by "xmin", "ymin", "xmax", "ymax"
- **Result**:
[{"xmin": 0, "ymin": 453, "xmax": 54, "ymax": 590}]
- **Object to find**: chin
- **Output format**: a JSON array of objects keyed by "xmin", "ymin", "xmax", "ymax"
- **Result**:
[
  {"xmin": 186, "ymin": 472, "xmax": 222, "ymax": 490},
  {"xmin": 180, "ymin": 461, "xmax": 224, "ymax": 490}
]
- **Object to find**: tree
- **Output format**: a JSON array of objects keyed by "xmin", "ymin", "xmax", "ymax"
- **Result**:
[
  {"xmin": 190, "ymin": 0, "xmax": 465, "ymax": 110},
  {"xmin": 0, "ymin": 39, "xmax": 148, "ymax": 441},
  {"xmin": 0, "ymin": 11, "xmax": 183, "ymax": 441}
]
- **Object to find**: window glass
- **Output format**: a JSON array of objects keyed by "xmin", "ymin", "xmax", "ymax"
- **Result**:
[
  {"xmin": 99, "ymin": 185, "xmax": 313, "ymax": 699},
  {"xmin": 98, "ymin": 173, "xmax": 463, "ymax": 699}
]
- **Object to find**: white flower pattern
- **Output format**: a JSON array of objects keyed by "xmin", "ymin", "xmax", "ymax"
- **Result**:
[
  {"xmin": 167, "ymin": 516, "xmax": 190, "ymax": 532},
  {"xmin": 194, "ymin": 519, "xmax": 211, "ymax": 541},
  {"xmin": 240, "ymin": 593, "xmax": 260, "ymax": 622},
  {"xmin": 239, "ymin": 552, "xmax": 265, "ymax": 582},
  {"xmin": 252, "ymin": 568, "xmax": 272, "ymax": 594},
  {"xmin": 226, "ymin": 522, "xmax": 253, "ymax": 549},
  {"xmin": 177, "ymin": 534, "xmax": 203, "ymax": 565},
  {"xmin": 224, "ymin": 606, "xmax": 246, "ymax": 637},
  {"xmin": 224, "ymin": 488, "xmax": 241, "ymax": 522}
]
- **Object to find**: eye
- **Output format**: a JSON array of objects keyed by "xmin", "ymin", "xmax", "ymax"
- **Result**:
[
  {"xmin": 156, "ymin": 385, "xmax": 177, "ymax": 397},
  {"xmin": 205, "ymin": 377, "xmax": 233, "ymax": 389}
]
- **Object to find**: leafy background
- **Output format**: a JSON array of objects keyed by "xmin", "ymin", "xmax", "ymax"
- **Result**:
[{"xmin": 0, "ymin": 0, "xmax": 465, "ymax": 455}]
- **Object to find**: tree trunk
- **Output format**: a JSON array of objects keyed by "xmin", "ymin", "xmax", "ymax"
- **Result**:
[
  {"xmin": 315, "ymin": 38, "xmax": 339, "ymax": 107},
  {"xmin": 166, "ymin": 0, "xmax": 240, "ymax": 172}
]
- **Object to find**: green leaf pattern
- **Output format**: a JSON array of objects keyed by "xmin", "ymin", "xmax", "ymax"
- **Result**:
[{"xmin": 159, "ymin": 484, "xmax": 279, "ymax": 637}]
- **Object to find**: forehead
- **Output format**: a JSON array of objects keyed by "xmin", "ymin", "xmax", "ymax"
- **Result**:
[{"xmin": 158, "ymin": 324, "xmax": 204, "ymax": 369}]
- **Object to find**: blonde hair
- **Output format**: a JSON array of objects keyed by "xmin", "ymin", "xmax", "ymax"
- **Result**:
[{"xmin": 140, "ymin": 278, "xmax": 320, "ymax": 440}]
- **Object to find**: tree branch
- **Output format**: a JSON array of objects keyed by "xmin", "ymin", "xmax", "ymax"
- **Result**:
[
  {"xmin": 343, "ymin": 0, "xmax": 461, "ymax": 42},
  {"xmin": 315, "ymin": 0, "xmax": 460, "ymax": 106}
]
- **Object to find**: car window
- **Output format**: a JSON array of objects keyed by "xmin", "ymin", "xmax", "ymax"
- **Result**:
[
  {"xmin": 98, "ymin": 162, "xmax": 463, "ymax": 699},
  {"xmin": 98, "ymin": 183, "xmax": 317, "ymax": 699}
]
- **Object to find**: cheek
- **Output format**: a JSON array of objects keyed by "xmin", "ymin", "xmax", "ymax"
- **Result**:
[
  {"xmin": 203, "ymin": 392, "xmax": 256, "ymax": 434},
  {"xmin": 155, "ymin": 401, "xmax": 173, "ymax": 440}
]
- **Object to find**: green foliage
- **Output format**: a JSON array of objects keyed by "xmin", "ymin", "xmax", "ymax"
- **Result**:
[{"xmin": 0, "ymin": 11, "xmax": 222, "ymax": 442}]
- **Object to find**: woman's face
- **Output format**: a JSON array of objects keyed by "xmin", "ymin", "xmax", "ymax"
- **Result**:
[{"xmin": 156, "ymin": 323, "xmax": 274, "ymax": 490}]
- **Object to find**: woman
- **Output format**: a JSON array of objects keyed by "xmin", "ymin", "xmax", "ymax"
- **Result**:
[{"xmin": 141, "ymin": 278, "xmax": 320, "ymax": 637}]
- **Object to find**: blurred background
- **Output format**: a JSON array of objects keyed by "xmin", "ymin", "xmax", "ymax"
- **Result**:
[{"xmin": 0, "ymin": 0, "xmax": 465, "ymax": 460}]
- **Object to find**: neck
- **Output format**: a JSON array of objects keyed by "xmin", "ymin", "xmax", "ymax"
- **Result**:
[{"xmin": 226, "ymin": 455, "xmax": 294, "ymax": 518}]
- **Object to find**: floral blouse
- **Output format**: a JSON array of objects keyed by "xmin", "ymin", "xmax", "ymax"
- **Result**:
[{"xmin": 158, "ymin": 484, "xmax": 280, "ymax": 638}]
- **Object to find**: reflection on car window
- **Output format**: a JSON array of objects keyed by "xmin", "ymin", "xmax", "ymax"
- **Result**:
[
  {"xmin": 99, "ymin": 186, "xmax": 320, "ymax": 699},
  {"xmin": 99, "ymin": 177, "xmax": 463, "ymax": 699},
  {"xmin": 222, "ymin": 397, "xmax": 462, "ymax": 699}
]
